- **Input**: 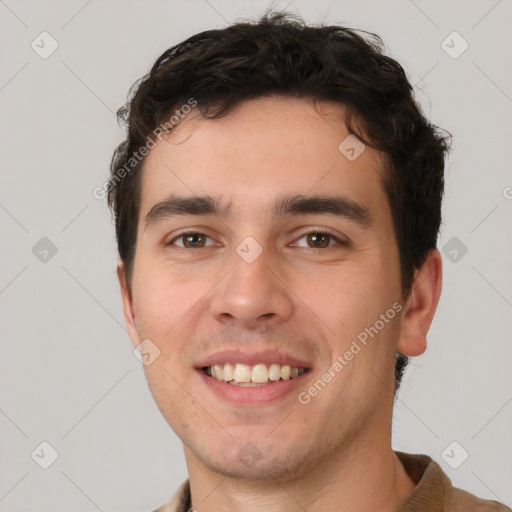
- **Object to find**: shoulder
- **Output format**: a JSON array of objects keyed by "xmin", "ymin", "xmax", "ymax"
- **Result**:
[
  {"xmin": 395, "ymin": 451, "xmax": 510, "ymax": 512},
  {"xmin": 445, "ymin": 486, "xmax": 511, "ymax": 511}
]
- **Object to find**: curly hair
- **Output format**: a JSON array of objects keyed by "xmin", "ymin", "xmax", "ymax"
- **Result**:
[{"xmin": 108, "ymin": 10, "xmax": 450, "ymax": 393}]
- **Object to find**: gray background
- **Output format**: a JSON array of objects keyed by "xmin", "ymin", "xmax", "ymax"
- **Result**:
[{"xmin": 0, "ymin": 0, "xmax": 511, "ymax": 510}]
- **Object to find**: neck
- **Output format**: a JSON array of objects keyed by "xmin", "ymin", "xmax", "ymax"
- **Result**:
[{"xmin": 185, "ymin": 436, "xmax": 416, "ymax": 512}]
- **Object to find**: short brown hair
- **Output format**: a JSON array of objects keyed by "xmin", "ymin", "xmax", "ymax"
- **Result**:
[{"xmin": 108, "ymin": 10, "xmax": 450, "ymax": 391}]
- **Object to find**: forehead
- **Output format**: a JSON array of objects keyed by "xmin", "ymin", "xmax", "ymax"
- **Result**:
[{"xmin": 138, "ymin": 96, "xmax": 389, "ymax": 221}]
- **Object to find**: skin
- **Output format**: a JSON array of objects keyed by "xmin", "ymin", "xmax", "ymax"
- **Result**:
[{"xmin": 118, "ymin": 96, "xmax": 442, "ymax": 512}]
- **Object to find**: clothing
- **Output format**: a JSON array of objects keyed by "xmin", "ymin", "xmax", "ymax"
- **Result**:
[
  {"xmin": 153, "ymin": 451, "xmax": 510, "ymax": 511},
  {"xmin": 394, "ymin": 452, "xmax": 510, "ymax": 511}
]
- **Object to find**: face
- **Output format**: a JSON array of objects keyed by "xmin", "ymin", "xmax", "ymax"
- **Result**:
[{"xmin": 120, "ymin": 96, "xmax": 411, "ymax": 481}]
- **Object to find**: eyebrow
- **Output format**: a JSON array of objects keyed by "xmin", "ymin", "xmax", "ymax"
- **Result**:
[
  {"xmin": 145, "ymin": 195, "xmax": 231, "ymax": 230},
  {"xmin": 144, "ymin": 193, "xmax": 372, "ymax": 230},
  {"xmin": 274, "ymin": 194, "xmax": 371, "ymax": 227}
]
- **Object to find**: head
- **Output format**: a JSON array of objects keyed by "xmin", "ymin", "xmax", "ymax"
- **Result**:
[{"xmin": 108, "ymin": 11, "xmax": 448, "ymax": 480}]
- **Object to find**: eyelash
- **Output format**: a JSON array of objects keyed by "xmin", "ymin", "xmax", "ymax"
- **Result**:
[
  {"xmin": 167, "ymin": 229, "xmax": 348, "ymax": 249},
  {"xmin": 293, "ymin": 229, "xmax": 348, "ymax": 249}
]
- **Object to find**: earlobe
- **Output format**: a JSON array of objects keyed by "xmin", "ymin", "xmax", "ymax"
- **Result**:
[
  {"xmin": 396, "ymin": 249, "xmax": 443, "ymax": 357},
  {"xmin": 117, "ymin": 261, "xmax": 140, "ymax": 348}
]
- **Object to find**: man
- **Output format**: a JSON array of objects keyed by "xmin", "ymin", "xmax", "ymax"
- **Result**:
[{"xmin": 107, "ymin": 11, "xmax": 509, "ymax": 512}]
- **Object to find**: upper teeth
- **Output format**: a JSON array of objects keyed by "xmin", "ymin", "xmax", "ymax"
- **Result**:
[{"xmin": 205, "ymin": 363, "xmax": 306, "ymax": 384}]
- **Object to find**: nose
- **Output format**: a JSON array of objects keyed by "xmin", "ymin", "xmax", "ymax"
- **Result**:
[{"xmin": 210, "ymin": 246, "xmax": 294, "ymax": 329}]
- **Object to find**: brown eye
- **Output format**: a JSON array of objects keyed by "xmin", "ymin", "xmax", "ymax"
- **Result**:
[
  {"xmin": 293, "ymin": 230, "xmax": 346, "ymax": 249},
  {"xmin": 306, "ymin": 233, "xmax": 331, "ymax": 248},
  {"xmin": 169, "ymin": 232, "xmax": 212, "ymax": 248},
  {"xmin": 182, "ymin": 233, "xmax": 206, "ymax": 248}
]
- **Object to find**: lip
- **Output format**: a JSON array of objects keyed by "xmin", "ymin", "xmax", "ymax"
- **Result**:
[
  {"xmin": 196, "ymin": 367, "xmax": 310, "ymax": 405},
  {"xmin": 194, "ymin": 349, "xmax": 312, "ymax": 369},
  {"xmin": 194, "ymin": 349, "xmax": 312, "ymax": 405}
]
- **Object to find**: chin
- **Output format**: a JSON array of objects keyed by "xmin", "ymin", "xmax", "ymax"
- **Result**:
[{"xmin": 191, "ymin": 438, "xmax": 315, "ymax": 483}]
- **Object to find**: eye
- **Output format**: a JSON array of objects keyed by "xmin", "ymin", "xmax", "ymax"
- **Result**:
[
  {"xmin": 168, "ymin": 232, "xmax": 216, "ymax": 248},
  {"xmin": 293, "ymin": 230, "xmax": 346, "ymax": 249}
]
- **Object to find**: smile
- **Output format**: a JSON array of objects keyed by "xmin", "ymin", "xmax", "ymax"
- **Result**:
[{"xmin": 203, "ymin": 363, "xmax": 307, "ymax": 386}]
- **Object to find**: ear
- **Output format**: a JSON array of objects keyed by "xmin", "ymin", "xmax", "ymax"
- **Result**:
[
  {"xmin": 396, "ymin": 249, "xmax": 442, "ymax": 357},
  {"xmin": 117, "ymin": 261, "xmax": 140, "ymax": 349}
]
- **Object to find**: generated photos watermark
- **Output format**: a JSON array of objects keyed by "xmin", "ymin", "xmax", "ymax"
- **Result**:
[
  {"xmin": 298, "ymin": 301, "xmax": 403, "ymax": 404},
  {"xmin": 93, "ymin": 97, "xmax": 197, "ymax": 200}
]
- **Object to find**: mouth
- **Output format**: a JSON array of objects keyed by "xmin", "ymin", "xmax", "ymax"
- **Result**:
[
  {"xmin": 202, "ymin": 363, "xmax": 308, "ymax": 387},
  {"xmin": 195, "ymin": 351, "xmax": 312, "ymax": 404}
]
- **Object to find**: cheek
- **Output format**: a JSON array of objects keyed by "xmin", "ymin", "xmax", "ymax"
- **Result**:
[
  {"xmin": 132, "ymin": 262, "xmax": 202, "ymax": 333},
  {"xmin": 303, "ymin": 263, "xmax": 391, "ymax": 329},
  {"xmin": 298, "ymin": 259, "xmax": 401, "ymax": 378}
]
